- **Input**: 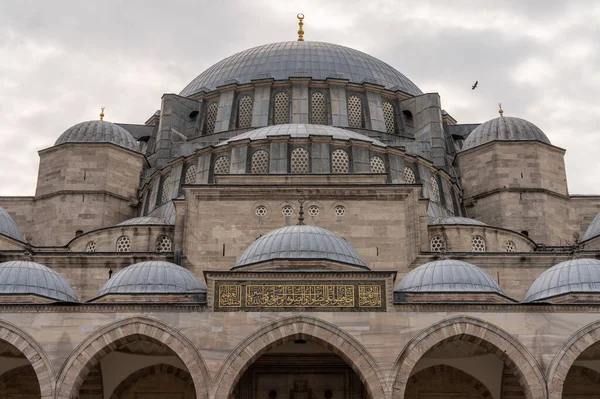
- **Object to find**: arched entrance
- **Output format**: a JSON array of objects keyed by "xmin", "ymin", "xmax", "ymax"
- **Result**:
[
  {"xmin": 110, "ymin": 364, "xmax": 195, "ymax": 399},
  {"xmin": 405, "ymin": 365, "xmax": 492, "ymax": 399}
]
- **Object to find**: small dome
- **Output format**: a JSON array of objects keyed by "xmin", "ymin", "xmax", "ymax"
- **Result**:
[
  {"xmin": 217, "ymin": 124, "xmax": 386, "ymax": 147},
  {"xmin": 462, "ymin": 116, "xmax": 551, "ymax": 151},
  {"xmin": 430, "ymin": 216, "xmax": 487, "ymax": 226},
  {"xmin": 0, "ymin": 261, "xmax": 78, "ymax": 302},
  {"xmin": 395, "ymin": 259, "xmax": 503, "ymax": 294},
  {"xmin": 99, "ymin": 261, "xmax": 206, "ymax": 295},
  {"xmin": 55, "ymin": 120, "xmax": 139, "ymax": 152},
  {"xmin": 525, "ymin": 258, "xmax": 600, "ymax": 302},
  {"xmin": 583, "ymin": 213, "xmax": 600, "ymax": 241},
  {"xmin": 0, "ymin": 208, "xmax": 22, "ymax": 241},
  {"xmin": 117, "ymin": 217, "xmax": 172, "ymax": 226},
  {"xmin": 234, "ymin": 225, "xmax": 368, "ymax": 268}
]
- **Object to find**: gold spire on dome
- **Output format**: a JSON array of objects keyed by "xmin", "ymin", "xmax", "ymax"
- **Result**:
[
  {"xmin": 297, "ymin": 13, "xmax": 305, "ymax": 41},
  {"xmin": 100, "ymin": 106, "xmax": 105, "ymax": 121},
  {"xmin": 498, "ymin": 103, "xmax": 504, "ymax": 117}
]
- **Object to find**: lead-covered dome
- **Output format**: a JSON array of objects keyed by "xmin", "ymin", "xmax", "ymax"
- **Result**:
[
  {"xmin": 395, "ymin": 259, "xmax": 503, "ymax": 294},
  {"xmin": 462, "ymin": 116, "xmax": 551, "ymax": 151},
  {"xmin": 0, "ymin": 261, "xmax": 78, "ymax": 302},
  {"xmin": 55, "ymin": 120, "xmax": 139, "ymax": 152},
  {"xmin": 234, "ymin": 225, "xmax": 368, "ymax": 269},
  {"xmin": 117, "ymin": 216, "xmax": 172, "ymax": 226},
  {"xmin": 583, "ymin": 213, "xmax": 600, "ymax": 241},
  {"xmin": 430, "ymin": 216, "xmax": 487, "ymax": 226},
  {"xmin": 525, "ymin": 259, "xmax": 600, "ymax": 302},
  {"xmin": 180, "ymin": 41, "xmax": 422, "ymax": 97},
  {"xmin": 0, "ymin": 207, "xmax": 22, "ymax": 241}
]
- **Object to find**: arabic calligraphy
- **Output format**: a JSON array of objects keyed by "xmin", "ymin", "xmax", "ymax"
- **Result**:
[
  {"xmin": 358, "ymin": 285, "xmax": 382, "ymax": 307},
  {"xmin": 218, "ymin": 285, "xmax": 242, "ymax": 307},
  {"xmin": 246, "ymin": 285, "xmax": 355, "ymax": 308}
]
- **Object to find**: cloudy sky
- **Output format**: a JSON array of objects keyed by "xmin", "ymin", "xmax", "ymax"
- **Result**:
[{"xmin": 1, "ymin": 0, "xmax": 599, "ymax": 195}]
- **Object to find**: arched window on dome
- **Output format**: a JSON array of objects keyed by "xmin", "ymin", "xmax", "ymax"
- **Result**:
[
  {"xmin": 213, "ymin": 156, "xmax": 230, "ymax": 175},
  {"xmin": 403, "ymin": 166, "xmax": 416, "ymax": 184},
  {"xmin": 331, "ymin": 149, "xmax": 349, "ymax": 174},
  {"xmin": 156, "ymin": 235, "xmax": 172, "ymax": 253},
  {"xmin": 382, "ymin": 101, "xmax": 396, "ymax": 134},
  {"xmin": 203, "ymin": 102, "xmax": 218, "ymax": 135},
  {"xmin": 347, "ymin": 95, "xmax": 364, "ymax": 128},
  {"xmin": 430, "ymin": 235, "xmax": 446, "ymax": 252},
  {"xmin": 183, "ymin": 164, "xmax": 197, "ymax": 185},
  {"xmin": 430, "ymin": 176, "xmax": 441, "ymax": 203},
  {"xmin": 310, "ymin": 91, "xmax": 328, "ymax": 125},
  {"xmin": 251, "ymin": 150, "xmax": 269, "ymax": 174},
  {"xmin": 85, "ymin": 241, "xmax": 97, "ymax": 252},
  {"xmin": 157, "ymin": 174, "xmax": 171, "ymax": 206},
  {"xmin": 236, "ymin": 94, "xmax": 253, "ymax": 128},
  {"xmin": 471, "ymin": 235, "xmax": 486, "ymax": 252},
  {"xmin": 369, "ymin": 156, "xmax": 386, "ymax": 173},
  {"xmin": 290, "ymin": 147, "xmax": 309, "ymax": 174},
  {"xmin": 506, "ymin": 241, "xmax": 516, "ymax": 252},
  {"xmin": 273, "ymin": 91, "xmax": 290, "ymax": 125},
  {"xmin": 116, "ymin": 236, "xmax": 131, "ymax": 252}
]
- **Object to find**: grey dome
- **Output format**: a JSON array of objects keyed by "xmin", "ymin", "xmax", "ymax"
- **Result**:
[
  {"xmin": 395, "ymin": 259, "xmax": 504, "ymax": 294},
  {"xmin": 430, "ymin": 216, "xmax": 487, "ymax": 226},
  {"xmin": 583, "ymin": 213, "xmax": 600, "ymax": 241},
  {"xmin": 117, "ymin": 217, "xmax": 172, "ymax": 226},
  {"xmin": 180, "ymin": 41, "xmax": 422, "ymax": 97},
  {"xmin": 234, "ymin": 225, "xmax": 368, "ymax": 268},
  {"xmin": 525, "ymin": 259, "xmax": 600, "ymax": 302},
  {"xmin": 0, "ymin": 261, "xmax": 78, "ymax": 302},
  {"xmin": 217, "ymin": 124, "xmax": 386, "ymax": 147},
  {"xmin": 55, "ymin": 120, "xmax": 139, "ymax": 152},
  {"xmin": 0, "ymin": 207, "xmax": 21, "ymax": 241},
  {"xmin": 99, "ymin": 261, "xmax": 206, "ymax": 295},
  {"xmin": 462, "ymin": 116, "xmax": 551, "ymax": 151}
]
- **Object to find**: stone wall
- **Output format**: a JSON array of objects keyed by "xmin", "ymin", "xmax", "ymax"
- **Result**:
[{"xmin": 428, "ymin": 225, "xmax": 535, "ymax": 253}]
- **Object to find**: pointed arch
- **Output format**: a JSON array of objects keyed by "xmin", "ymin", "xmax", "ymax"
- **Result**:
[
  {"xmin": 390, "ymin": 316, "xmax": 546, "ymax": 399},
  {"xmin": 55, "ymin": 316, "xmax": 210, "ymax": 399},
  {"xmin": 212, "ymin": 315, "xmax": 387, "ymax": 399}
]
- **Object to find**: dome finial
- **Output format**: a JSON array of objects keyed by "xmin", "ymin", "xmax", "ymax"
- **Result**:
[
  {"xmin": 498, "ymin": 102, "xmax": 504, "ymax": 117},
  {"xmin": 297, "ymin": 198, "xmax": 305, "ymax": 225},
  {"xmin": 297, "ymin": 13, "xmax": 305, "ymax": 41},
  {"xmin": 100, "ymin": 106, "xmax": 105, "ymax": 121}
]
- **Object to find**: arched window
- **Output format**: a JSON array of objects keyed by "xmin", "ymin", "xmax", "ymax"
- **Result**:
[
  {"xmin": 471, "ymin": 235, "xmax": 486, "ymax": 252},
  {"xmin": 382, "ymin": 101, "xmax": 396, "ymax": 134},
  {"xmin": 347, "ymin": 95, "xmax": 363, "ymax": 128},
  {"xmin": 331, "ymin": 149, "xmax": 349, "ymax": 174},
  {"xmin": 85, "ymin": 241, "xmax": 97, "ymax": 252},
  {"xmin": 116, "ymin": 236, "xmax": 131, "ymax": 252},
  {"xmin": 156, "ymin": 235, "xmax": 172, "ymax": 253},
  {"xmin": 402, "ymin": 110, "xmax": 414, "ymax": 129},
  {"xmin": 184, "ymin": 164, "xmax": 197, "ymax": 185},
  {"xmin": 273, "ymin": 91, "xmax": 289, "ymax": 125},
  {"xmin": 251, "ymin": 150, "xmax": 269, "ymax": 174},
  {"xmin": 236, "ymin": 95, "xmax": 253, "ymax": 128},
  {"xmin": 369, "ymin": 156, "xmax": 386, "ymax": 173},
  {"xmin": 430, "ymin": 176, "xmax": 440, "ymax": 203},
  {"xmin": 214, "ymin": 156, "xmax": 230, "ymax": 175},
  {"xmin": 403, "ymin": 167, "xmax": 416, "ymax": 184},
  {"xmin": 506, "ymin": 241, "xmax": 516, "ymax": 252},
  {"xmin": 203, "ymin": 102, "xmax": 218, "ymax": 134},
  {"xmin": 159, "ymin": 175, "xmax": 171, "ymax": 205},
  {"xmin": 290, "ymin": 148, "xmax": 309, "ymax": 174},
  {"xmin": 430, "ymin": 236, "xmax": 446, "ymax": 252},
  {"xmin": 310, "ymin": 91, "xmax": 327, "ymax": 125}
]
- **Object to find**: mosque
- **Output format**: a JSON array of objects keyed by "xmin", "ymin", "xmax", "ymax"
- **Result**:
[{"xmin": 1, "ymin": 14, "xmax": 600, "ymax": 399}]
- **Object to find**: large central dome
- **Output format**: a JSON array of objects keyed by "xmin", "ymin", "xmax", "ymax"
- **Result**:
[{"xmin": 180, "ymin": 41, "xmax": 422, "ymax": 97}]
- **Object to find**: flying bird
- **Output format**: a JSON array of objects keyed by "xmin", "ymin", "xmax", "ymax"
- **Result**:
[{"xmin": 472, "ymin": 80, "xmax": 478, "ymax": 90}]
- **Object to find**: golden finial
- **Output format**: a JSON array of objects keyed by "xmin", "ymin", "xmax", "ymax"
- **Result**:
[
  {"xmin": 498, "ymin": 103, "xmax": 504, "ymax": 117},
  {"xmin": 297, "ymin": 13, "xmax": 305, "ymax": 41},
  {"xmin": 99, "ymin": 106, "xmax": 105, "ymax": 121}
]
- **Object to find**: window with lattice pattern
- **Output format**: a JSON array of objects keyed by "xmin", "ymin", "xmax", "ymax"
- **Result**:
[
  {"xmin": 86, "ymin": 241, "xmax": 96, "ymax": 252},
  {"xmin": 430, "ymin": 236, "xmax": 446, "ymax": 252},
  {"xmin": 184, "ymin": 165, "xmax": 197, "ymax": 185},
  {"xmin": 237, "ymin": 95, "xmax": 253, "ymax": 128},
  {"xmin": 430, "ymin": 176, "xmax": 441, "ymax": 203},
  {"xmin": 347, "ymin": 95, "xmax": 363, "ymax": 128},
  {"xmin": 291, "ymin": 148, "xmax": 309, "ymax": 174},
  {"xmin": 116, "ymin": 236, "xmax": 131, "ymax": 252},
  {"xmin": 404, "ymin": 167, "xmax": 416, "ymax": 184},
  {"xmin": 370, "ymin": 156, "xmax": 386, "ymax": 173},
  {"xmin": 251, "ymin": 150, "xmax": 269, "ymax": 174},
  {"xmin": 506, "ymin": 241, "xmax": 516, "ymax": 252},
  {"xmin": 255, "ymin": 206, "xmax": 267, "ymax": 217},
  {"xmin": 273, "ymin": 91, "xmax": 289, "ymax": 125},
  {"xmin": 308, "ymin": 205, "xmax": 319, "ymax": 216},
  {"xmin": 282, "ymin": 205, "xmax": 293, "ymax": 217},
  {"xmin": 160, "ymin": 175, "xmax": 171, "ymax": 204},
  {"xmin": 214, "ymin": 156, "xmax": 230, "ymax": 175},
  {"xmin": 331, "ymin": 149, "xmax": 349, "ymax": 174},
  {"xmin": 472, "ymin": 236, "xmax": 486, "ymax": 252},
  {"xmin": 156, "ymin": 235, "xmax": 172, "ymax": 253},
  {"xmin": 334, "ymin": 205, "xmax": 346, "ymax": 217},
  {"xmin": 204, "ymin": 102, "xmax": 218, "ymax": 134},
  {"xmin": 382, "ymin": 101, "xmax": 395, "ymax": 134},
  {"xmin": 310, "ymin": 91, "xmax": 327, "ymax": 125}
]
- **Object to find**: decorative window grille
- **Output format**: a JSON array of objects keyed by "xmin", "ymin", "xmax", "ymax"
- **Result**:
[
  {"xmin": 184, "ymin": 165, "xmax": 197, "ymax": 185},
  {"xmin": 116, "ymin": 236, "xmax": 131, "ymax": 252},
  {"xmin": 204, "ymin": 102, "xmax": 218, "ymax": 134},
  {"xmin": 237, "ymin": 95, "xmax": 253, "ymax": 128},
  {"xmin": 370, "ymin": 156, "xmax": 386, "ymax": 173},
  {"xmin": 282, "ymin": 205, "xmax": 294, "ymax": 217},
  {"xmin": 255, "ymin": 206, "xmax": 267, "ymax": 217},
  {"xmin": 310, "ymin": 91, "xmax": 327, "ymax": 125},
  {"xmin": 160, "ymin": 175, "xmax": 171, "ymax": 204},
  {"xmin": 251, "ymin": 150, "xmax": 269, "ymax": 174},
  {"xmin": 331, "ymin": 149, "xmax": 349, "ymax": 174},
  {"xmin": 291, "ymin": 148, "xmax": 309, "ymax": 174},
  {"xmin": 273, "ymin": 91, "xmax": 290, "ymax": 125},
  {"xmin": 156, "ymin": 236, "xmax": 172, "ymax": 253},
  {"xmin": 382, "ymin": 101, "xmax": 395, "ymax": 134},
  {"xmin": 334, "ymin": 205, "xmax": 346, "ymax": 217},
  {"xmin": 404, "ymin": 167, "xmax": 416, "ymax": 184},
  {"xmin": 430, "ymin": 236, "xmax": 446, "ymax": 252},
  {"xmin": 430, "ymin": 176, "xmax": 441, "ymax": 203},
  {"xmin": 214, "ymin": 156, "xmax": 230, "ymax": 175},
  {"xmin": 85, "ymin": 241, "xmax": 97, "ymax": 252},
  {"xmin": 506, "ymin": 241, "xmax": 516, "ymax": 252},
  {"xmin": 472, "ymin": 236, "xmax": 486, "ymax": 252},
  {"xmin": 347, "ymin": 95, "xmax": 363, "ymax": 128},
  {"xmin": 308, "ymin": 205, "xmax": 319, "ymax": 216}
]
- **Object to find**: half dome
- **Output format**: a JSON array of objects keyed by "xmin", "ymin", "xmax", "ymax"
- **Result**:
[
  {"xmin": 0, "ymin": 207, "xmax": 22, "ymax": 241},
  {"xmin": 0, "ymin": 261, "xmax": 78, "ymax": 302},
  {"xmin": 180, "ymin": 41, "xmax": 422, "ymax": 97},
  {"xmin": 55, "ymin": 120, "xmax": 139, "ymax": 152},
  {"xmin": 234, "ymin": 225, "xmax": 368, "ymax": 269},
  {"xmin": 117, "ymin": 216, "xmax": 172, "ymax": 226},
  {"xmin": 430, "ymin": 216, "xmax": 487, "ymax": 226},
  {"xmin": 583, "ymin": 213, "xmax": 600, "ymax": 241},
  {"xmin": 525, "ymin": 258, "xmax": 600, "ymax": 302},
  {"xmin": 462, "ymin": 116, "xmax": 551, "ymax": 151}
]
